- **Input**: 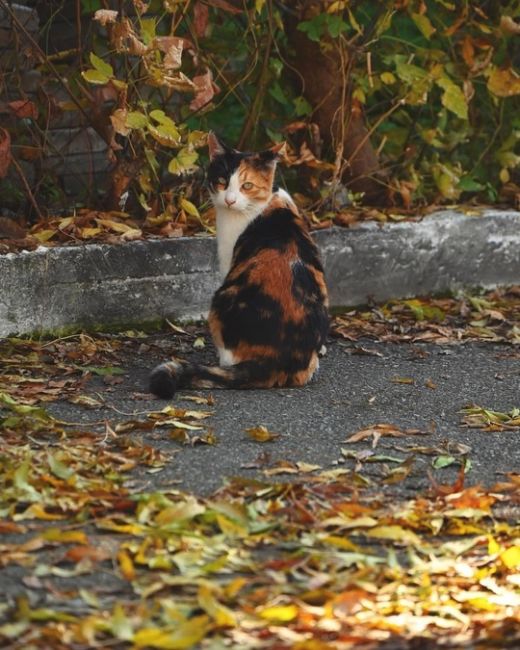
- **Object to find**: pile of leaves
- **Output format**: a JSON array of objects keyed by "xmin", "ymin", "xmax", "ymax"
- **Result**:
[
  {"xmin": 332, "ymin": 287, "xmax": 520, "ymax": 345},
  {"xmin": 1, "ymin": 302, "xmax": 520, "ymax": 648},
  {"xmin": 1, "ymin": 425, "xmax": 519, "ymax": 648}
]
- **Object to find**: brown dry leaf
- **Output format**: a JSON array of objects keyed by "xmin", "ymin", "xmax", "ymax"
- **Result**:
[
  {"xmin": 8, "ymin": 99, "xmax": 38, "ymax": 120},
  {"xmin": 65, "ymin": 545, "xmax": 111, "ymax": 564},
  {"xmin": 0, "ymin": 217, "xmax": 26, "ymax": 239},
  {"xmin": 245, "ymin": 425, "xmax": 280, "ymax": 442},
  {"xmin": 193, "ymin": 1, "xmax": 209, "ymax": 37},
  {"xmin": 190, "ymin": 69, "xmax": 218, "ymax": 111},
  {"xmin": 500, "ymin": 16, "xmax": 520, "ymax": 35},
  {"xmin": 155, "ymin": 36, "xmax": 184, "ymax": 70},
  {"xmin": 263, "ymin": 461, "xmax": 299, "ymax": 476},
  {"xmin": 0, "ymin": 128, "xmax": 12, "ymax": 178},
  {"xmin": 94, "ymin": 9, "xmax": 119, "ymax": 25},
  {"xmin": 110, "ymin": 108, "xmax": 130, "ymax": 136},
  {"xmin": 206, "ymin": 0, "xmax": 243, "ymax": 14},
  {"xmin": 345, "ymin": 423, "xmax": 427, "ymax": 448}
]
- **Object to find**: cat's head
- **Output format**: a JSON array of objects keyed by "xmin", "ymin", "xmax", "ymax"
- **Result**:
[{"xmin": 207, "ymin": 132, "xmax": 286, "ymax": 216}]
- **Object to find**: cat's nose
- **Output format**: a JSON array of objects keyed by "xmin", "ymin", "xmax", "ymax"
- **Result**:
[{"xmin": 225, "ymin": 196, "xmax": 236, "ymax": 207}]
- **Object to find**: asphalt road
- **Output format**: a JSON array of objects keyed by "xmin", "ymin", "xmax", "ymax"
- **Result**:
[{"xmin": 48, "ymin": 335, "xmax": 520, "ymax": 495}]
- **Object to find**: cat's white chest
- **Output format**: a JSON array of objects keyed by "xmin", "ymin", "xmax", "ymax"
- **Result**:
[{"xmin": 216, "ymin": 209, "xmax": 257, "ymax": 277}]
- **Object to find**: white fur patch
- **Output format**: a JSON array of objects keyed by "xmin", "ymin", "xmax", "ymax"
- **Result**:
[
  {"xmin": 218, "ymin": 347, "xmax": 237, "ymax": 367},
  {"xmin": 275, "ymin": 187, "xmax": 297, "ymax": 210},
  {"xmin": 212, "ymin": 170, "xmax": 268, "ymax": 277}
]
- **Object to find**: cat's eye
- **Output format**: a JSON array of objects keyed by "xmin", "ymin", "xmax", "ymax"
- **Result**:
[
  {"xmin": 217, "ymin": 177, "xmax": 227, "ymax": 185},
  {"xmin": 242, "ymin": 182, "xmax": 254, "ymax": 190}
]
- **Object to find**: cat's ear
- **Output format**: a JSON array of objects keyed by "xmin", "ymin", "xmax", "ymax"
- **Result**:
[
  {"xmin": 208, "ymin": 132, "xmax": 230, "ymax": 160},
  {"xmin": 269, "ymin": 141, "xmax": 287, "ymax": 160},
  {"xmin": 257, "ymin": 141, "xmax": 287, "ymax": 167}
]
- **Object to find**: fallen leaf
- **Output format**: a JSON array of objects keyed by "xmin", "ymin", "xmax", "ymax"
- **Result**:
[{"xmin": 245, "ymin": 425, "xmax": 280, "ymax": 442}]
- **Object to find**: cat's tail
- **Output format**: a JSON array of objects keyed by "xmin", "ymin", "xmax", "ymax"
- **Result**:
[{"xmin": 149, "ymin": 358, "xmax": 278, "ymax": 399}]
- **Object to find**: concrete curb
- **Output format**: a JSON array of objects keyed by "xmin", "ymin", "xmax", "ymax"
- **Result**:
[{"xmin": 1, "ymin": 208, "xmax": 519, "ymax": 336}]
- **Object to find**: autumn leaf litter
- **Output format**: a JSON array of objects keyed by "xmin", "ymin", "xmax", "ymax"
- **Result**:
[{"xmin": 0, "ymin": 290, "xmax": 519, "ymax": 648}]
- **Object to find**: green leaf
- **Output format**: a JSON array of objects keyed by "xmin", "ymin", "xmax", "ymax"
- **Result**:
[
  {"xmin": 168, "ymin": 148, "xmax": 198, "ymax": 175},
  {"xmin": 126, "ymin": 112, "xmax": 149, "ymax": 129},
  {"xmin": 81, "ymin": 69, "xmax": 110, "ymax": 85},
  {"xmin": 48, "ymin": 453, "xmax": 74, "ymax": 480},
  {"xmin": 89, "ymin": 53, "xmax": 113, "ymax": 78},
  {"xmin": 293, "ymin": 96, "xmax": 312, "ymax": 116},
  {"xmin": 148, "ymin": 112, "xmax": 180, "ymax": 145},
  {"xmin": 327, "ymin": 15, "xmax": 349, "ymax": 38},
  {"xmin": 148, "ymin": 124, "xmax": 181, "ymax": 148},
  {"xmin": 458, "ymin": 176, "xmax": 485, "ymax": 192},
  {"xmin": 411, "ymin": 12, "xmax": 436, "ymax": 39},
  {"xmin": 297, "ymin": 15, "xmax": 326, "ymax": 42},
  {"xmin": 140, "ymin": 18, "xmax": 156, "ymax": 45},
  {"xmin": 347, "ymin": 8, "xmax": 362, "ymax": 35},
  {"xmin": 436, "ymin": 77, "xmax": 468, "ymax": 120},
  {"xmin": 432, "ymin": 455, "xmax": 457, "ymax": 469},
  {"xmin": 150, "ymin": 110, "xmax": 175, "ymax": 126},
  {"xmin": 395, "ymin": 62, "xmax": 428, "ymax": 84},
  {"xmin": 269, "ymin": 81, "xmax": 290, "ymax": 107}
]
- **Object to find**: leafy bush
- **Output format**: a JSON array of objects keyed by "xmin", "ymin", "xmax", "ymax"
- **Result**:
[{"xmin": 1, "ymin": 0, "xmax": 519, "ymax": 227}]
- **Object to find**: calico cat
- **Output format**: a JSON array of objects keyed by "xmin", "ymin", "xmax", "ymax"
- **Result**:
[{"xmin": 149, "ymin": 133, "xmax": 329, "ymax": 398}]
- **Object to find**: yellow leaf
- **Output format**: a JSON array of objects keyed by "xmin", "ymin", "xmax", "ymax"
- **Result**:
[
  {"xmin": 380, "ymin": 72, "xmax": 396, "ymax": 85},
  {"xmin": 117, "ymin": 549, "xmax": 136, "ymax": 580},
  {"xmin": 488, "ymin": 67, "xmax": 520, "ymax": 97},
  {"xmin": 198, "ymin": 585, "xmax": 236, "ymax": 627},
  {"xmin": 180, "ymin": 198, "xmax": 200, "ymax": 218},
  {"xmin": 323, "ymin": 535, "xmax": 359, "ymax": 551},
  {"xmin": 468, "ymin": 596, "xmax": 498, "ymax": 611},
  {"xmin": 366, "ymin": 525, "xmax": 422, "ymax": 546},
  {"xmin": 215, "ymin": 513, "xmax": 248, "ymax": 537},
  {"xmin": 14, "ymin": 503, "xmax": 66, "ymax": 521},
  {"xmin": 259, "ymin": 604, "xmax": 299, "ymax": 622},
  {"xmin": 32, "ymin": 229, "xmax": 57, "ymax": 243},
  {"xmin": 80, "ymin": 227, "xmax": 102, "ymax": 238},
  {"xmin": 487, "ymin": 536, "xmax": 500, "ymax": 555},
  {"xmin": 501, "ymin": 546, "xmax": 520, "ymax": 569},
  {"xmin": 133, "ymin": 616, "xmax": 210, "ymax": 649},
  {"xmin": 96, "ymin": 218, "xmax": 135, "ymax": 234},
  {"xmin": 41, "ymin": 528, "xmax": 88, "ymax": 544},
  {"xmin": 58, "ymin": 217, "xmax": 73, "ymax": 229}
]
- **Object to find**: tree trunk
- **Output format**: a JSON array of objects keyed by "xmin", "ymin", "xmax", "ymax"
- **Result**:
[{"xmin": 283, "ymin": 2, "xmax": 386, "ymax": 204}]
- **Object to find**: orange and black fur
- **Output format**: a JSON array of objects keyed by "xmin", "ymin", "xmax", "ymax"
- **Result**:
[{"xmin": 149, "ymin": 133, "xmax": 329, "ymax": 398}]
